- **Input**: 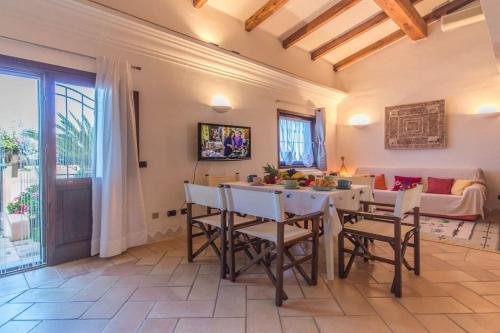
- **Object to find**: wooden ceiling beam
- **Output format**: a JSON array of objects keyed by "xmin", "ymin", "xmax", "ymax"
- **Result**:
[
  {"xmin": 311, "ymin": 0, "xmax": 423, "ymax": 61},
  {"xmin": 373, "ymin": 0, "xmax": 427, "ymax": 40},
  {"xmin": 282, "ymin": 0, "xmax": 362, "ymax": 49},
  {"xmin": 193, "ymin": 0, "xmax": 207, "ymax": 9},
  {"xmin": 245, "ymin": 0, "xmax": 289, "ymax": 32},
  {"xmin": 333, "ymin": 0, "xmax": 475, "ymax": 71}
]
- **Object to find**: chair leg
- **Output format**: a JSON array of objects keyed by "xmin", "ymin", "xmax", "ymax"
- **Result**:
[
  {"xmin": 228, "ymin": 213, "xmax": 236, "ymax": 282},
  {"xmin": 186, "ymin": 203, "xmax": 193, "ymax": 263},
  {"xmin": 363, "ymin": 237, "xmax": 369, "ymax": 262},
  {"xmin": 220, "ymin": 212, "xmax": 227, "ymax": 279},
  {"xmin": 393, "ymin": 240, "xmax": 403, "ymax": 298},
  {"xmin": 311, "ymin": 217, "xmax": 319, "ymax": 285},
  {"xmin": 275, "ymin": 223, "xmax": 285, "ymax": 307},
  {"xmin": 414, "ymin": 208, "xmax": 421, "ymax": 276},
  {"xmin": 338, "ymin": 231, "xmax": 346, "ymax": 279}
]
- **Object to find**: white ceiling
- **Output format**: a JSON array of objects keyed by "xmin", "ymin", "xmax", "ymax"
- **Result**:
[{"xmin": 207, "ymin": 0, "xmax": 450, "ymax": 65}]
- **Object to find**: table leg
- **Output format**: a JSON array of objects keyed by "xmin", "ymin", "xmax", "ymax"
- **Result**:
[{"xmin": 323, "ymin": 216, "xmax": 335, "ymax": 281}]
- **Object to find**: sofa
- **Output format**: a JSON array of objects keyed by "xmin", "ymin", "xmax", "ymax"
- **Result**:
[{"xmin": 355, "ymin": 167, "xmax": 487, "ymax": 221}]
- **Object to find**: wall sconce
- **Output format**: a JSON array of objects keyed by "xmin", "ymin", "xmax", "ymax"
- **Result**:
[
  {"xmin": 476, "ymin": 104, "xmax": 499, "ymax": 117},
  {"xmin": 211, "ymin": 95, "xmax": 232, "ymax": 113},
  {"xmin": 349, "ymin": 114, "xmax": 370, "ymax": 128}
]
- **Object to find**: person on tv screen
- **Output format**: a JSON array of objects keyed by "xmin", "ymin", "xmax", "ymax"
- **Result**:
[
  {"xmin": 234, "ymin": 130, "xmax": 243, "ymax": 149},
  {"xmin": 223, "ymin": 131, "xmax": 235, "ymax": 157}
]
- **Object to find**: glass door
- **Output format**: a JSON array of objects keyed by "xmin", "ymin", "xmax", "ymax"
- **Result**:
[{"xmin": 0, "ymin": 70, "xmax": 44, "ymax": 274}]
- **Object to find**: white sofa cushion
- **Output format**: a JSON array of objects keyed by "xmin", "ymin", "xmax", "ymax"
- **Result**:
[{"xmin": 356, "ymin": 167, "xmax": 486, "ymax": 219}]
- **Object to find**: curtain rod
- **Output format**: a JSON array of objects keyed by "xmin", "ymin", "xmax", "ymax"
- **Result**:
[
  {"xmin": 275, "ymin": 99, "xmax": 317, "ymax": 110},
  {"xmin": 0, "ymin": 35, "xmax": 142, "ymax": 70}
]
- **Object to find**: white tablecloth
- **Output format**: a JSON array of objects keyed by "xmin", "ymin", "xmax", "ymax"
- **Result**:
[{"xmin": 226, "ymin": 182, "xmax": 373, "ymax": 280}]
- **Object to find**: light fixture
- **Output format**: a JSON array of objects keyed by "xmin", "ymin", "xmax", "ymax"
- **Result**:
[
  {"xmin": 349, "ymin": 114, "xmax": 370, "ymax": 128},
  {"xmin": 211, "ymin": 95, "xmax": 232, "ymax": 113},
  {"xmin": 476, "ymin": 104, "xmax": 499, "ymax": 117},
  {"xmin": 339, "ymin": 156, "xmax": 350, "ymax": 176}
]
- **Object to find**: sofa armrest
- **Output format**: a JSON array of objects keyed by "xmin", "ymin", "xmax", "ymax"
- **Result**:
[{"xmin": 463, "ymin": 183, "xmax": 486, "ymax": 199}]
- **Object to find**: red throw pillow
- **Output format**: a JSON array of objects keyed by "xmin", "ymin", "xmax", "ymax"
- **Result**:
[
  {"xmin": 392, "ymin": 176, "xmax": 422, "ymax": 191},
  {"xmin": 374, "ymin": 174, "xmax": 387, "ymax": 190},
  {"xmin": 427, "ymin": 177, "xmax": 454, "ymax": 194}
]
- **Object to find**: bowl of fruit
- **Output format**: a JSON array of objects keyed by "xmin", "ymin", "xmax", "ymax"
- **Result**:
[
  {"xmin": 278, "ymin": 169, "xmax": 315, "ymax": 187},
  {"xmin": 310, "ymin": 178, "xmax": 336, "ymax": 191}
]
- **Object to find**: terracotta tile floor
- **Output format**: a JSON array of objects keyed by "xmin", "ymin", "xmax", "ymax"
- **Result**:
[{"xmin": 2, "ymin": 233, "xmax": 500, "ymax": 332}]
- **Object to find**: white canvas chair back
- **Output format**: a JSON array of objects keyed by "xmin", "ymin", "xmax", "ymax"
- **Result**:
[
  {"xmin": 333, "ymin": 176, "xmax": 375, "ymax": 189},
  {"xmin": 206, "ymin": 173, "xmax": 240, "ymax": 186},
  {"xmin": 225, "ymin": 187, "xmax": 285, "ymax": 222},
  {"xmin": 184, "ymin": 182, "xmax": 226, "ymax": 210},
  {"xmin": 393, "ymin": 184, "xmax": 423, "ymax": 218}
]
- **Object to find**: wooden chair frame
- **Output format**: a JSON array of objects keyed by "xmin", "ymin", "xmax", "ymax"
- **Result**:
[
  {"xmin": 225, "ymin": 187, "xmax": 323, "ymax": 306},
  {"xmin": 337, "ymin": 201, "xmax": 420, "ymax": 298}
]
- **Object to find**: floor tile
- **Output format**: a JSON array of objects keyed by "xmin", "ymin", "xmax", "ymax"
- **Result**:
[
  {"xmin": 246, "ymin": 299, "xmax": 281, "ymax": 333},
  {"xmin": 448, "ymin": 313, "xmax": 500, "ymax": 333},
  {"xmin": 0, "ymin": 274, "xmax": 29, "ymax": 297},
  {"xmin": 0, "ymin": 320, "xmax": 40, "ymax": 333},
  {"xmin": 102, "ymin": 301, "xmax": 153, "ymax": 333},
  {"xmin": 315, "ymin": 315, "xmax": 391, "ymax": 333},
  {"xmin": 11, "ymin": 288, "xmax": 79, "ymax": 303},
  {"xmin": 298, "ymin": 275, "xmax": 333, "ymax": 299},
  {"xmin": 29, "ymin": 320, "xmax": 108, "ymax": 333},
  {"xmin": 137, "ymin": 318, "xmax": 177, "ymax": 333},
  {"xmin": 461, "ymin": 281, "xmax": 500, "ymax": 295},
  {"xmin": 422, "ymin": 270, "xmax": 477, "ymax": 283},
  {"xmin": 327, "ymin": 281, "xmax": 375, "ymax": 315},
  {"xmin": 150, "ymin": 256, "xmax": 182, "ymax": 275},
  {"xmin": 438, "ymin": 283, "xmax": 500, "ymax": 313},
  {"xmin": 115, "ymin": 274, "xmax": 171, "ymax": 287},
  {"xmin": 136, "ymin": 253, "xmax": 165, "ymax": 266},
  {"xmin": 23, "ymin": 267, "xmax": 61, "ymax": 288},
  {"xmin": 278, "ymin": 299, "xmax": 343, "ymax": 317},
  {"xmin": 188, "ymin": 274, "xmax": 220, "ymax": 300},
  {"xmin": 398, "ymin": 297, "xmax": 472, "ymax": 314},
  {"xmin": 281, "ymin": 317, "xmax": 318, "ymax": 333},
  {"xmin": 0, "ymin": 303, "xmax": 32, "ymax": 326},
  {"xmin": 448, "ymin": 260, "xmax": 500, "ymax": 281},
  {"xmin": 15, "ymin": 302, "xmax": 92, "ymax": 320},
  {"xmin": 368, "ymin": 298, "xmax": 428, "ymax": 333},
  {"xmin": 168, "ymin": 265, "xmax": 199, "ymax": 286},
  {"xmin": 175, "ymin": 318, "xmax": 245, "ymax": 333},
  {"xmin": 148, "ymin": 300, "xmax": 215, "ymax": 318},
  {"xmin": 415, "ymin": 314, "xmax": 466, "ymax": 332},
  {"xmin": 130, "ymin": 286, "xmax": 190, "ymax": 301},
  {"xmin": 247, "ymin": 284, "xmax": 304, "ymax": 300},
  {"xmin": 71, "ymin": 276, "xmax": 119, "ymax": 301},
  {"xmin": 82, "ymin": 287, "xmax": 135, "ymax": 319},
  {"xmin": 214, "ymin": 285, "xmax": 246, "ymax": 317}
]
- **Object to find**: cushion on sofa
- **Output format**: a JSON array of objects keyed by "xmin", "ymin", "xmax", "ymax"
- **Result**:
[
  {"xmin": 427, "ymin": 177, "xmax": 454, "ymax": 194},
  {"xmin": 392, "ymin": 176, "xmax": 422, "ymax": 191},
  {"xmin": 451, "ymin": 179, "xmax": 474, "ymax": 196},
  {"xmin": 374, "ymin": 174, "xmax": 387, "ymax": 190}
]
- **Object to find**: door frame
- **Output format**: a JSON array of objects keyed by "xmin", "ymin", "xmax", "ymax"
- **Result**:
[{"xmin": 0, "ymin": 54, "xmax": 95, "ymax": 266}]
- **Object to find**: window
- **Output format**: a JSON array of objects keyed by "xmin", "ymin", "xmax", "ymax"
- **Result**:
[{"xmin": 278, "ymin": 110, "xmax": 316, "ymax": 168}]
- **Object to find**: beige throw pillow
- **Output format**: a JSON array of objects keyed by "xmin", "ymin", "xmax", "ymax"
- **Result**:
[{"xmin": 451, "ymin": 179, "xmax": 474, "ymax": 196}]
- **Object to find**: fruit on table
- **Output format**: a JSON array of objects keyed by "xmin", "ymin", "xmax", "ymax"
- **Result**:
[
  {"xmin": 291, "ymin": 172, "xmax": 305, "ymax": 179},
  {"xmin": 263, "ymin": 163, "xmax": 279, "ymax": 177},
  {"xmin": 313, "ymin": 179, "xmax": 335, "ymax": 187},
  {"xmin": 264, "ymin": 175, "xmax": 276, "ymax": 184}
]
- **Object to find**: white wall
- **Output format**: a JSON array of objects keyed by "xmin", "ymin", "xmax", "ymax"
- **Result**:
[
  {"xmin": 88, "ymin": 0, "xmax": 344, "ymax": 90},
  {"xmin": 0, "ymin": 0, "xmax": 342, "ymax": 238},
  {"xmin": 336, "ymin": 22, "xmax": 500, "ymax": 210}
]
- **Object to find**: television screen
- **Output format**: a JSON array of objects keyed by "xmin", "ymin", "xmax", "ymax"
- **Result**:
[{"xmin": 198, "ymin": 123, "xmax": 251, "ymax": 161}]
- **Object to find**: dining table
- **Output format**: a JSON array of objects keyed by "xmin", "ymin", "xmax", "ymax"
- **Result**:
[{"xmin": 225, "ymin": 181, "xmax": 374, "ymax": 280}]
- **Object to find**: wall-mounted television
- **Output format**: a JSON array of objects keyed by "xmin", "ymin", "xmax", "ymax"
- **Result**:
[{"xmin": 198, "ymin": 123, "xmax": 251, "ymax": 161}]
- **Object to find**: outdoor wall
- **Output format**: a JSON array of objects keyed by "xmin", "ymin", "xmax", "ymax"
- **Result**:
[
  {"xmin": 0, "ymin": 0, "xmax": 343, "ymax": 238},
  {"xmin": 335, "ymin": 21, "xmax": 500, "ymax": 211}
]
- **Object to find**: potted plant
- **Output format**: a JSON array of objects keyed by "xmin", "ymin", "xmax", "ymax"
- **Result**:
[
  {"xmin": 263, "ymin": 163, "xmax": 279, "ymax": 184},
  {"xmin": 0, "ymin": 130, "xmax": 20, "ymax": 164},
  {"xmin": 6, "ymin": 184, "xmax": 39, "ymax": 241}
]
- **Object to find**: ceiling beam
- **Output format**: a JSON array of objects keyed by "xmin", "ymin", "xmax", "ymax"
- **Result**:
[
  {"xmin": 245, "ymin": 0, "xmax": 289, "ymax": 32},
  {"xmin": 193, "ymin": 0, "xmax": 207, "ymax": 9},
  {"xmin": 311, "ymin": 0, "xmax": 423, "ymax": 61},
  {"xmin": 373, "ymin": 0, "xmax": 427, "ymax": 40},
  {"xmin": 282, "ymin": 0, "xmax": 362, "ymax": 49},
  {"xmin": 333, "ymin": 0, "xmax": 475, "ymax": 71}
]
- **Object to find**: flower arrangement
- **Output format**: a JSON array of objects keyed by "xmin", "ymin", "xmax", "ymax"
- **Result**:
[{"xmin": 7, "ymin": 184, "xmax": 39, "ymax": 218}]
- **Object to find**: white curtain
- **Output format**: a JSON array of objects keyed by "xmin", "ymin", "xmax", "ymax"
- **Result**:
[
  {"xmin": 279, "ymin": 116, "xmax": 313, "ymax": 166},
  {"xmin": 315, "ymin": 108, "xmax": 327, "ymax": 170},
  {"xmin": 91, "ymin": 57, "xmax": 147, "ymax": 257}
]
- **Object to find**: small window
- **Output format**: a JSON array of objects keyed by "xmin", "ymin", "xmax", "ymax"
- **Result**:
[{"xmin": 278, "ymin": 110, "xmax": 316, "ymax": 168}]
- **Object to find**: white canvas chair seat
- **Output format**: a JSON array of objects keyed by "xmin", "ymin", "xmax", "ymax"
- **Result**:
[
  {"xmin": 194, "ymin": 214, "xmax": 254, "ymax": 228},
  {"xmin": 239, "ymin": 222, "xmax": 311, "ymax": 243},
  {"xmin": 344, "ymin": 220, "xmax": 415, "ymax": 239}
]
